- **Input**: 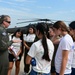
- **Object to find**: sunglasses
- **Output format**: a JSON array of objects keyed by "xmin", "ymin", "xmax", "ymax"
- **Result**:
[{"xmin": 5, "ymin": 21, "xmax": 11, "ymax": 24}]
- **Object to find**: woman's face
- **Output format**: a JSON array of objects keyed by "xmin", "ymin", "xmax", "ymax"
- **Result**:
[
  {"xmin": 36, "ymin": 30, "xmax": 41, "ymax": 39},
  {"xmin": 53, "ymin": 28, "xmax": 61, "ymax": 36},
  {"xmin": 3, "ymin": 17, "xmax": 11, "ymax": 28},
  {"xmin": 16, "ymin": 32, "xmax": 21, "ymax": 37},
  {"xmin": 48, "ymin": 28, "xmax": 55, "ymax": 37},
  {"xmin": 69, "ymin": 28, "xmax": 75, "ymax": 36},
  {"xmin": 29, "ymin": 28, "xmax": 34, "ymax": 34}
]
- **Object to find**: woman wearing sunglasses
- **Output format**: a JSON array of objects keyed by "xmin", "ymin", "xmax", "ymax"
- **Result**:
[
  {"xmin": 0, "ymin": 15, "xmax": 21, "ymax": 75},
  {"xmin": 26, "ymin": 23, "xmax": 54, "ymax": 75}
]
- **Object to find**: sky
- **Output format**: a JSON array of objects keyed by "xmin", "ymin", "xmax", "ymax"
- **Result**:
[{"xmin": 0, "ymin": 0, "xmax": 75, "ymax": 28}]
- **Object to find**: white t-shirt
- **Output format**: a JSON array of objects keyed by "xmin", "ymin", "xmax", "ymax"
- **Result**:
[
  {"xmin": 72, "ymin": 42, "xmax": 75, "ymax": 68},
  {"xmin": 24, "ymin": 34, "xmax": 36, "ymax": 42},
  {"xmin": 55, "ymin": 34, "xmax": 74, "ymax": 74},
  {"xmin": 28, "ymin": 39, "xmax": 54, "ymax": 73},
  {"xmin": 9, "ymin": 36, "xmax": 21, "ymax": 54}
]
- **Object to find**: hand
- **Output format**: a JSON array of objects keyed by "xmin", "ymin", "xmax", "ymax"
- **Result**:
[
  {"xmin": 8, "ymin": 47, "xmax": 12, "ymax": 51},
  {"xmin": 12, "ymin": 39, "xmax": 22, "ymax": 43},
  {"xmin": 26, "ymin": 46, "xmax": 30, "ymax": 50},
  {"xmin": 8, "ymin": 47, "xmax": 11, "ymax": 50}
]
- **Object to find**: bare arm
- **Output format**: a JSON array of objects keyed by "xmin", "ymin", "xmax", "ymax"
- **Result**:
[
  {"xmin": 59, "ymin": 50, "xmax": 69, "ymax": 75},
  {"xmin": 26, "ymin": 55, "xmax": 32, "ymax": 64},
  {"xmin": 24, "ymin": 41, "xmax": 30, "ymax": 50},
  {"xmin": 8, "ymin": 47, "xmax": 18, "ymax": 59}
]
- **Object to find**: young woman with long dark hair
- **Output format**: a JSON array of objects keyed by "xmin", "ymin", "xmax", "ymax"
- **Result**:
[
  {"xmin": 8, "ymin": 28, "xmax": 24, "ymax": 75},
  {"xmin": 26, "ymin": 23, "xmax": 54, "ymax": 75},
  {"xmin": 23, "ymin": 26, "xmax": 36, "ymax": 75}
]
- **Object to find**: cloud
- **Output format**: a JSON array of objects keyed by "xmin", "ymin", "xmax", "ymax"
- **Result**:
[
  {"xmin": 63, "ymin": 0, "xmax": 71, "ymax": 2},
  {"xmin": 41, "ymin": 10, "xmax": 75, "ymax": 23},
  {"xmin": 14, "ymin": 0, "xmax": 36, "ymax": 3},
  {"xmin": 37, "ymin": 6, "xmax": 52, "ymax": 9},
  {"xmin": 3, "ymin": 1, "xmax": 16, "ymax": 5},
  {"xmin": 0, "ymin": 0, "xmax": 2, "ymax": 1},
  {"xmin": 71, "ymin": 10, "xmax": 75, "ymax": 13},
  {"xmin": 15, "ymin": 0, "xmax": 27, "ymax": 2},
  {"xmin": 0, "ymin": 0, "xmax": 32, "ymax": 12},
  {"xmin": 0, "ymin": 0, "xmax": 18, "ymax": 6},
  {"xmin": 12, "ymin": 5, "xmax": 31, "ymax": 12},
  {"xmin": 21, "ymin": 8, "xmax": 31, "ymax": 11},
  {"xmin": 0, "ymin": 0, "xmax": 75, "ymax": 28},
  {"xmin": 0, "ymin": 6, "xmax": 40, "ymax": 28},
  {"xmin": 0, "ymin": 6, "xmax": 72, "ymax": 27}
]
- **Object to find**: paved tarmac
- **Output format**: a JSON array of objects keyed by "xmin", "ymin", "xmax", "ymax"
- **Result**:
[{"xmin": 11, "ymin": 55, "xmax": 24, "ymax": 75}]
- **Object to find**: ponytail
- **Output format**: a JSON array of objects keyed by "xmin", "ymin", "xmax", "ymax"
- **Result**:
[
  {"xmin": 36, "ymin": 23, "xmax": 50, "ymax": 61},
  {"xmin": 42, "ymin": 33, "xmax": 50, "ymax": 61}
]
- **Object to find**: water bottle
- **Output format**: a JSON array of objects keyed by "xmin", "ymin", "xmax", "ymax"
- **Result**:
[
  {"xmin": 31, "ymin": 58, "xmax": 36, "ymax": 66},
  {"xmin": 13, "ymin": 56, "xmax": 20, "ymax": 61}
]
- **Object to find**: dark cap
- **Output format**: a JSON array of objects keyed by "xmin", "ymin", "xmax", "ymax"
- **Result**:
[{"xmin": 69, "ymin": 21, "xmax": 75, "ymax": 29}]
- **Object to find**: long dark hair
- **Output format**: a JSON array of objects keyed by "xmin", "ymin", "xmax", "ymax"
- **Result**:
[
  {"xmin": 26, "ymin": 26, "xmax": 36, "ymax": 36},
  {"xmin": 12, "ymin": 28, "xmax": 24, "ymax": 56},
  {"xmin": 36, "ymin": 22, "xmax": 50, "ymax": 61}
]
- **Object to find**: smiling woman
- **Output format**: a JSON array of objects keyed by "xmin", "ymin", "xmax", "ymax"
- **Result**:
[
  {"xmin": 0, "ymin": 15, "xmax": 11, "ymax": 28},
  {"xmin": 0, "ymin": 15, "xmax": 12, "ymax": 75}
]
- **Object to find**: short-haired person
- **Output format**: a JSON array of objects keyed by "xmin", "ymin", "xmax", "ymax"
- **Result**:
[
  {"xmin": 53, "ymin": 21, "xmax": 74, "ymax": 75},
  {"xmin": 26, "ymin": 23, "xmax": 54, "ymax": 75},
  {"xmin": 69, "ymin": 21, "xmax": 75, "ymax": 75},
  {"xmin": 0, "ymin": 15, "xmax": 21, "ymax": 75}
]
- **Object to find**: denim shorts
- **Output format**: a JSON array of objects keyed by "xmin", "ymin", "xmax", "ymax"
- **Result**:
[
  {"xmin": 56, "ymin": 72, "xmax": 71, "ymax": 75},
  {"xmin": 30, "ymin": 69, "xmax": 50, "ymax": 75}
]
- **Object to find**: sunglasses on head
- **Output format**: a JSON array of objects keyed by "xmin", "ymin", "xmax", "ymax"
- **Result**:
[{"xmin": 5, "ymin": 21, "xmax": 11, "ymax": 24}]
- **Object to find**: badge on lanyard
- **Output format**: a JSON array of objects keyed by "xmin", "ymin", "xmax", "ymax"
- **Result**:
[{"xmin": 2, "ymin": 32, "xmax": 6, "ymax": 36}]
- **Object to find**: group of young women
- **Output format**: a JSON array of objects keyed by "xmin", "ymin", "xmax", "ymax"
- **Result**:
[
  {"xmin": 7, "ymin": 26, "xmax": 36, "ymax": 75},
  {"xmin": 26, "ymin": 21, "xmax": 75, "ymax": 75},
  {"xmin": 7, "ymin": 20, "xmax": 75, "ymax": 75}
]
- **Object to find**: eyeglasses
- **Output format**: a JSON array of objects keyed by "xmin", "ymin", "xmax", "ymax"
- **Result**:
[{"xmin": 5, "ymin": 21, "xmax": 11, "ymax": 24}]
